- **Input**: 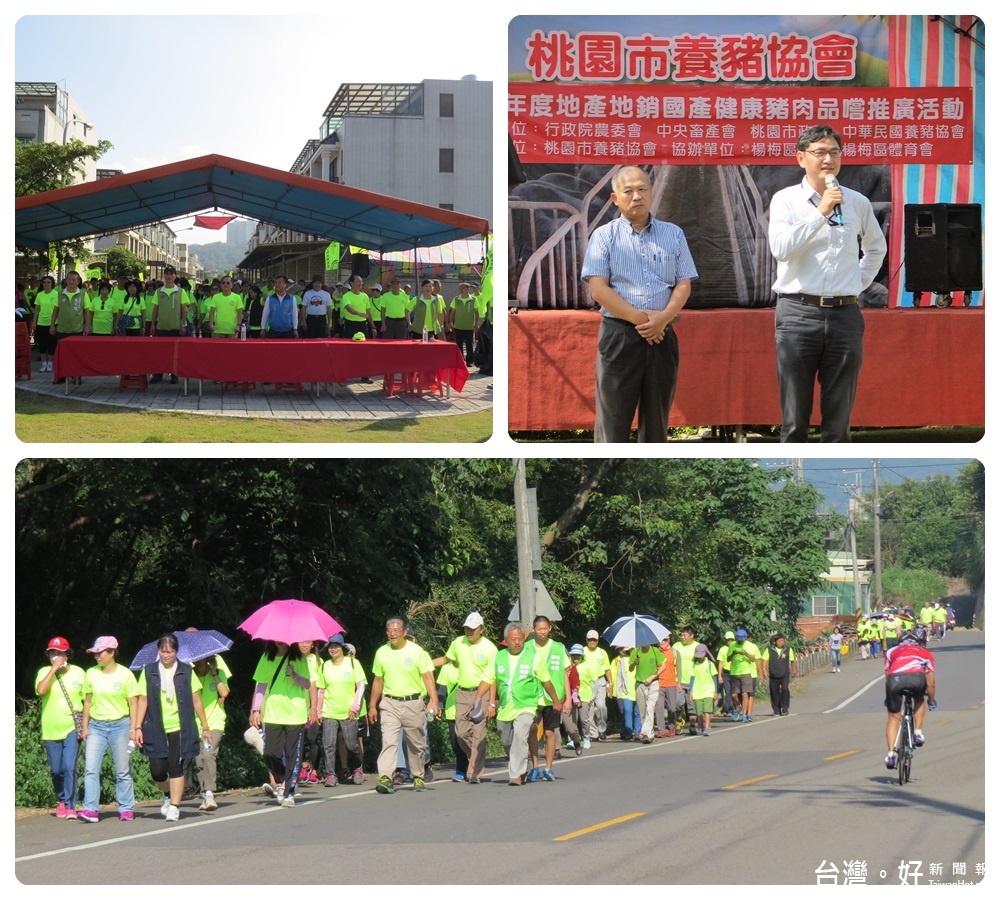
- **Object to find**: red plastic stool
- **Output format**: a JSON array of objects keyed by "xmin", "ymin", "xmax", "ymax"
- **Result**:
[
  {"xmin": 273, "ymin": 382, "xmax": 303, "ymax": 395},
  {"xmin": 414, "ymin": 370, "xmax": 444, "ymax": 397},
  {"xmin": 382, "ymin": 372, "xmax": 414, "ymax": 397},
  {"xmin": 224, "ymin": 381, "xmax": 257, "ymax": 394},
  {"xmin": 119, "ymin": 374, "xmax": 148, "ymax": 392}
]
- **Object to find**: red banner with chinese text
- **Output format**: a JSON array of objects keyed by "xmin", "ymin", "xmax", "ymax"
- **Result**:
[{"xmin": 508, "ymin": 83, "xmax": 972, "ymax": 166}]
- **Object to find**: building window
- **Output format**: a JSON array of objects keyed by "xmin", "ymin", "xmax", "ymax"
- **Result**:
[
  {"xmin": 439, "ymin": 93, "xmax": 454, "ymax": 117},
  {"xmin": 439, "ymin": 204, "xmax": 453, "ymax": 211},
  {"xmin": 439, "ymin": 149, "xmax": 454, "ymax": 173},
  {"xmin": 811, "ymin": 595, "xmax": 838, "ymax": 616}
]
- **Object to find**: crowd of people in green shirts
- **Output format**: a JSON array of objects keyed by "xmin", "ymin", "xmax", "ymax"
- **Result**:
[{"xmin": 19, "ymin": 270, "xmax": 494, "ymax": 376}]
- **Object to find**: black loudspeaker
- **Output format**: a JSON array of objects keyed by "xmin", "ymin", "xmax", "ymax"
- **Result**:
[
  {"xmin": 903, "ymin": 203, "xmax": 982, "ymax": 293},
  {"xmin": 351, "ymin": 251, "xmax": 369, "ymax": 278}
]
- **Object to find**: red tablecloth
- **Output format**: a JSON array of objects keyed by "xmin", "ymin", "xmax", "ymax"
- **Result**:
[
  {"xmin": 54, "ymin": 337, "xmax": 469, "ymax": 391},
  {"xmin": 509, "ymin": 308, "xmax": 984, "ymax": 429}
]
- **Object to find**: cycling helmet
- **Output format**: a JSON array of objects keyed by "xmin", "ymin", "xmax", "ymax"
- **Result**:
[{"xmin": 899, "ymin": 629, "xmax": 922, "ymax": 645}]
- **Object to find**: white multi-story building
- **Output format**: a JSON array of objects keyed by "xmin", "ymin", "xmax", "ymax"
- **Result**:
[
  {"xmin": 15, "ymin": 82, "xmax": 99, "ymax": 179},
  {"xmin": 244, "ymin": 77, "xmax": 490, "ymax": 281}
]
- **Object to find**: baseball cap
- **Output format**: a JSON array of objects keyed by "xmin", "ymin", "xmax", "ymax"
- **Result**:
[
  {"xmin": 725, "ymin": 631, "xmax": 735, "ymax": 640},
  {"xmin": 87, "ymin": 636, "xmax": 119, "ymax": 653},
  {"xmin": 370, "ymin": 283, "xmax": 382, "ymax": 292},
  {"xmin": 345, "ymin": 643, "xmax": 357, "ymax": 657},
  {"xmin": 463, "ymin": 612, "xmax": 485, "ymax": 629},
  {"xmin": 735, "ymin": 629, "xmax": 748, "ymax": 641},
  {"xmin": 694, "ymin": 643, "xmax": 709, "ymax": 658},
  {"xmin": 47, "ymin": 636, "xmax": 70, "ymax": 652},
  {"xmin": 586, "ymin": 629, "xmax": 600, "ymax": 640}
]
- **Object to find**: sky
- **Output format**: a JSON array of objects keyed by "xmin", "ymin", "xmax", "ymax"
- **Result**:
[{"xmin": 13, "ymin": 13, "xmax": 498, "ymax": 243}]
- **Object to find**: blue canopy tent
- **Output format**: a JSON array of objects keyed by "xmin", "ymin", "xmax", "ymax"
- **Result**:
[{"xmin": 15, "ymin": 153, "xmax": 490, "ymax": 253}]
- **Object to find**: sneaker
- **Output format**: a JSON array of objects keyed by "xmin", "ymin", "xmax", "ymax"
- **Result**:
[
  {"xmin": 79, "ymin": 810, "xmax": 99, "ymax": 823},
  {"xmin": 668, "ymin": 728, "xmax": 676, "ymax": 737},
  {"xmin": 689, "ymin": 724, "xmax": 698, "ymax": 735},
  {"xmin": 565, "ymin": 740, "xmax": 575, "ymax": 749},
  {"xmin": 200, "ymin": 791, "xmax": 217, "ymax": 811},
  {"xmin": 65, "ymin": 808, "xmax": 77, "ymax": 820},
  {"xmin": 703, "ymin": 729, "xmax": 712, "ymax": 736},
  {"xmin": 262, "ymin": 782, "xmax": 277, "ymax": 798},
  {"xmin": 582, "ymin": 739, "xmax": 591, "ymax": 750},
  {"xmin": 160, "ymin": 795, "xmax": 171, "ymax": 816},
  {"xmin": 392, "ymin": 770, "xmax": 406, "ymax": 786},
  {"xmin": 885, "ymin": 753, "xmax": 897, "ymax": 770},
  {"xmin": 412, "ymin": 777, "xmax": 426, "ymax": 791},
  {"xmin": 508, "ymin": 779, "xmax": 522, "ymax": 787},
  {"xmin": 280, "ymin": 795, "xmax": 295, "ymax": 808},
  {"xmin": 451, "ymin": 772, "xmax": 466, "ymax": 782},
  {"xmin": 165, "ymin": 805, "xmax": 180, "ymax": 822},
  {"xmin": 119, "ymin": 810, "xmax": 134, "ymax": 821},
  {"xmin": 914, "ymin": 732, "xmax": 925, "ymax": 747},
  {"xmin": 575, "ymin": 742, "xmax": 584, "ymax": 756},
  {"xmin": 541, "ymin": 768, "xmax": 556, "ymax": 781},
  {"xmin": 376, "ymin": 775, "xmax": 395, "ymax": 794},
  {"xmin": 732, "ymin": 711, "xmax": 740, "ymax": 722},
  {"xmin": 423, "ymin": 763, "xmax": 435, "ymax": 783},
  {"xmin": 528, "ymin": 767, "xmax": 542, "ymax": 782},
  {"xmin": 642, "ymin": 735, "xmax": 652, "ymax": 744},
  {"xmin": 741, "ymin": 715, "xmax": 750, "ymax": 723},
  {"xmin": 655, "ymin": 731, "xmax": 667, "ymax": 739},
  {"xmin": 324, "ymin": 775, "xmax": 338, "ymax": 787},
  {"xmin": 56, "ymin": 802, "xmax": 67, "ymax": 818}
]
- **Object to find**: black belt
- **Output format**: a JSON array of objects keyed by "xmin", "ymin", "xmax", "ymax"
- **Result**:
[
  {"xmin": 458, "ymin": 685, "xmax": 480, "ymax": 691},
  {"xmin": 779, "ymin": 293, "xmax": 858, "ymax": 308},
  {"xmin": 385, "ymin": 693, "xmax": 421, "ymax": 701}
]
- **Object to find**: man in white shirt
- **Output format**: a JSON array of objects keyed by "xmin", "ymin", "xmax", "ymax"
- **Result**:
[{"xmin": 768, "ymin": 125, "xmax": 887, "ymax": 442}]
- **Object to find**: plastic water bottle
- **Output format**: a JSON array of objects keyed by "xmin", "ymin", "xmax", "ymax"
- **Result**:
[
  {"xmin": 202, "ymin": 736, "xmax": 213, "ymax": 751},
  {"xmin": 240, "ymin": 322, "xmax": 247, "ymax": 341},
  {"xmin": 127, "ymin": 739, "xmax": 136, "ymax": 754},
  {"xmin": 422, "ymin": 326, "xmax": 428, "ymax": 343}
]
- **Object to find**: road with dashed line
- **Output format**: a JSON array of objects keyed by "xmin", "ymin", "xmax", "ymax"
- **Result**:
[{"xmin": 14, "ymin": 631, "xmax": 984, "ymax": 885}]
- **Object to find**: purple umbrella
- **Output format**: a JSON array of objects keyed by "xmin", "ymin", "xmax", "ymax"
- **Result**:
[{"xmin": 129, "ymin": 629, "xmax": 232, "ymax": 670}]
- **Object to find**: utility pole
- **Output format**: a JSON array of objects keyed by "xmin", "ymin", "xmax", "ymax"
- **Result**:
[
  {"xmin": 513, "ymin": 459, "xmax": 536, "ymax": 626},
  {"xmin": 872, "ymin": 458, "xmax": 883, "ymax": 609},
  {"xmin": 845, "ymin": 473, "xmax": 865, "ymax": 614}
]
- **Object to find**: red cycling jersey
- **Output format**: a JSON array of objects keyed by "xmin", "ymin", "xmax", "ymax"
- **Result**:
[{"xmin": 884, "ymin": 642, "xmax": 935, "ymax": 675}]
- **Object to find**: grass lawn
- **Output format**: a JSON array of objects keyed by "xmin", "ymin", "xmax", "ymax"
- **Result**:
[{"xmin": 15, "ymin": 392, "xmax": 493, "ymax": 443}]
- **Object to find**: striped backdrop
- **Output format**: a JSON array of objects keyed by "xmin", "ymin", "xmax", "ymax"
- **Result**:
[{"xmin": 888, "ymin": 15, "xmax": 985, "ymax": 306}]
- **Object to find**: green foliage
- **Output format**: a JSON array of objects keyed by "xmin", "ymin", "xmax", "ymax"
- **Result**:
[
  {"xmin": 101, "ymin": 246, "xmax": 146, "ymax": 279},
  {"xmin": 882, "ymin": 566, "xmax": 949, "ymax": 607}
]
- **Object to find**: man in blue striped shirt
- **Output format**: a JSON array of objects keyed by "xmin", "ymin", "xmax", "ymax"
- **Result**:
[{"xmin": 582, "ymin": 166, "xmax": 698, "ymax": 442}]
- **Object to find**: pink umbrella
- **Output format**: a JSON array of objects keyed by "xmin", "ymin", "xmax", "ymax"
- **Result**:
[{"xmin": 238, "ymin": 599, "xmax": 345, "ymax": 645}]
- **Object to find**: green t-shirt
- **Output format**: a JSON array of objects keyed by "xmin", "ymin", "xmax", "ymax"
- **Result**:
[
  {"xmin": 407, "ymin": 295, "xmax": 444, "ymax": 335},
  {"xmin": 717, "ymin": 644, "xmax": 731, "ymax": 673},
  {"xmin": 574, "ymin": 662, "xmax": 594, "ymax": 703},
  {"xmin": 210, "ymin": 291, "xmax": 245, "ymax": 335},
  {"xmin": 727, "ymin": 641, "xmax": 761, "ymax": 677},
  {"xmin": 86, "ymin": 293, "xmax": 119, "ymax": 335},
  {"xmin": 488, "ymin": 644, "xmax": 551, "ymax": 722},
  {"xmin": 450, "ymin": 295, "xmax": 478, "ymax": 330},
  {"xmin": 583, "ymin": 646, "xmax": 611, "ymax": 684},
  {"xmin": 673, "ymin": 641, "xmax": 699, "ymax": 685},
  {"xmin": 340, "ymin": 290, "xmax": 370, "ymax": 322},
  {"xmin": 629, "ymin": 646, "xmax": 665, "ymax": 683},
  {"xmin": 445, "ymin": 635, "xmax": 498, "ymax": 689},
  {"xmin": 534, "ymin": 640, "xmax": 570, "ymax": 705},
  {"xmin": 689, "ymin": 658, "xmax": 717, "ymax": 701},
  {"xmin": 381, "ymin": 289, "xmax": 409, "ymax": 318},
  {"xmin": 56, "ymin": 290, "xmax": 86, "ymax": 334},
  {"xmin": 84, "ymin": 664, "xmax": 140, "ymax": 721},
  {"xmin": 436, "ymin": 662, "xmax": 460, "ymax": 722},
  {"xmin": 371, "ymin": 640, "xmax": 433, "ymax": 697},
  {"xmin": 138, "ymin": 667, "xmax": 203, "ymax": 733},
  {"xmin": 36, "ymin": 664, "xmax": 86, "ymax": 741},
  {"xmin": 252, "ymin": 653, "xmax": 314, "ymax": 726},
  {"xmin": 119, "ymin": 291, "xmax": 145, "ymax": 327},
  {"xmin": 197, "ymin": 660, "xmax": 231, "ymax": 731},
  {"xmin": 34, "ymin": 289, "xmax": 59, "ymax": 327},
  {"xmin": 318, "ymin": 657, "xmax": 367, "ymax": 720}
]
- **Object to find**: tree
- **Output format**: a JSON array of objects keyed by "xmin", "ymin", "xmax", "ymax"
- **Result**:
[
  {"xmin": 953, "ymin": 461, "xmax": 985, "ymax": 626},
  {"xmin": 15, "ymin": 137, "xmax": 113, "ymax": 269},
  {"xmin": 102, "ymin": 246, "xmax": 146, "ymax": 279}
]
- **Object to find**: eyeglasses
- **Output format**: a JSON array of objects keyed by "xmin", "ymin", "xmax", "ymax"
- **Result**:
[{"xmin": 804, "ymin": 148, "xmax": 842, "ymax": 159}]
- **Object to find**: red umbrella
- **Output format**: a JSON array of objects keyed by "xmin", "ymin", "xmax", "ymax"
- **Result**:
[{"xmin": 238, "ymin": 599, "xmax": 344, "ymax": 645}]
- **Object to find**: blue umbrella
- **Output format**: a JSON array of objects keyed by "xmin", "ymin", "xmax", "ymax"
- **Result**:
[
  {"xmin": 129, "ymin": 629, "xmax": 233, "ymax": 670},
  {"xmin": 602, "ymin": 614, "xmax": 670, "ymax": 648}
]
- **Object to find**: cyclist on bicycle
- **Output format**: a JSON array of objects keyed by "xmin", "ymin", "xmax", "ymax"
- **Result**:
[{"xmin": 883, "ymin": 630, "xmax": 936, "ymax": 769}]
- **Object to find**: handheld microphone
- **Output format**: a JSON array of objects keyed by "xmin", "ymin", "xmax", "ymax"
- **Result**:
[{"xmin": 824, "ymin": 174, "xmax": 843, "ymax": 226}]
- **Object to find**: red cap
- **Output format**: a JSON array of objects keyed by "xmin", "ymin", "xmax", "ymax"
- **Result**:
[{"xmin": 47, "ymin": 636, "xmax": 70, "ymax": 652}]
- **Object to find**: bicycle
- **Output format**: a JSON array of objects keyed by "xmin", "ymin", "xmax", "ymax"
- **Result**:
[
  {"xmin": 893, "ymin": 690, "xmax": 935, "ymax": 784},
  {"xmin": 894, "ymin": 691, "xmax": 916, "ymax": 784}
]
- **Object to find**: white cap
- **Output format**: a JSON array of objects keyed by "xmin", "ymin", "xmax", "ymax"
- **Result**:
[{"xmin": 463, "ymin": 612, "xmax": 485, "ymax": 629}]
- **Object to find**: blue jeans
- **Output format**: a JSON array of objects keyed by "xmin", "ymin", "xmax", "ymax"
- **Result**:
[
  {"xmin": 617, "ymin": 698, "xmax": 641, "ymax": 737},
  {"xmin": 44, "ymin": 732, "xmax": 80, "ymax": 807},
  {"xmin": 83, "ymin": 717, "xmax": 134, "ymax": 812},
  {"xmin": 831, "ymin": 649, "xmax": 842, "ymax": 669}
]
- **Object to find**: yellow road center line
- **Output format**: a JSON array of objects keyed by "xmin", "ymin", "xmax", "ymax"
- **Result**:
[
  {"xmin": 723, "ymin": 774, "xmax": 779, "ymax": 790},
  {"xmin": 553, "ymin": 812, "xmax": 646, "ymax": 841},
  {"xmin": 825, "ymin": 750, "xmax": 862, "ymax": 761}
]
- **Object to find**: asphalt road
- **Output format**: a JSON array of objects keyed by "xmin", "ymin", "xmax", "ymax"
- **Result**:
[{"xmin": 14, "ymin": 631, "xmax": 984, "ymax": 886}]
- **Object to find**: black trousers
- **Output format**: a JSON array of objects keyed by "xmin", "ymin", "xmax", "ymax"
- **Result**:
[
  {"xmin": 595, "ymin": 317, "xmax": 678, "ymax": 443},
  {"xmin": 263, "ymin": 724, "xmax": 304, "ymax": 798},
  {"xmin": 769, "ymin": 675, "xmax": 791, "ymax": 714}
]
